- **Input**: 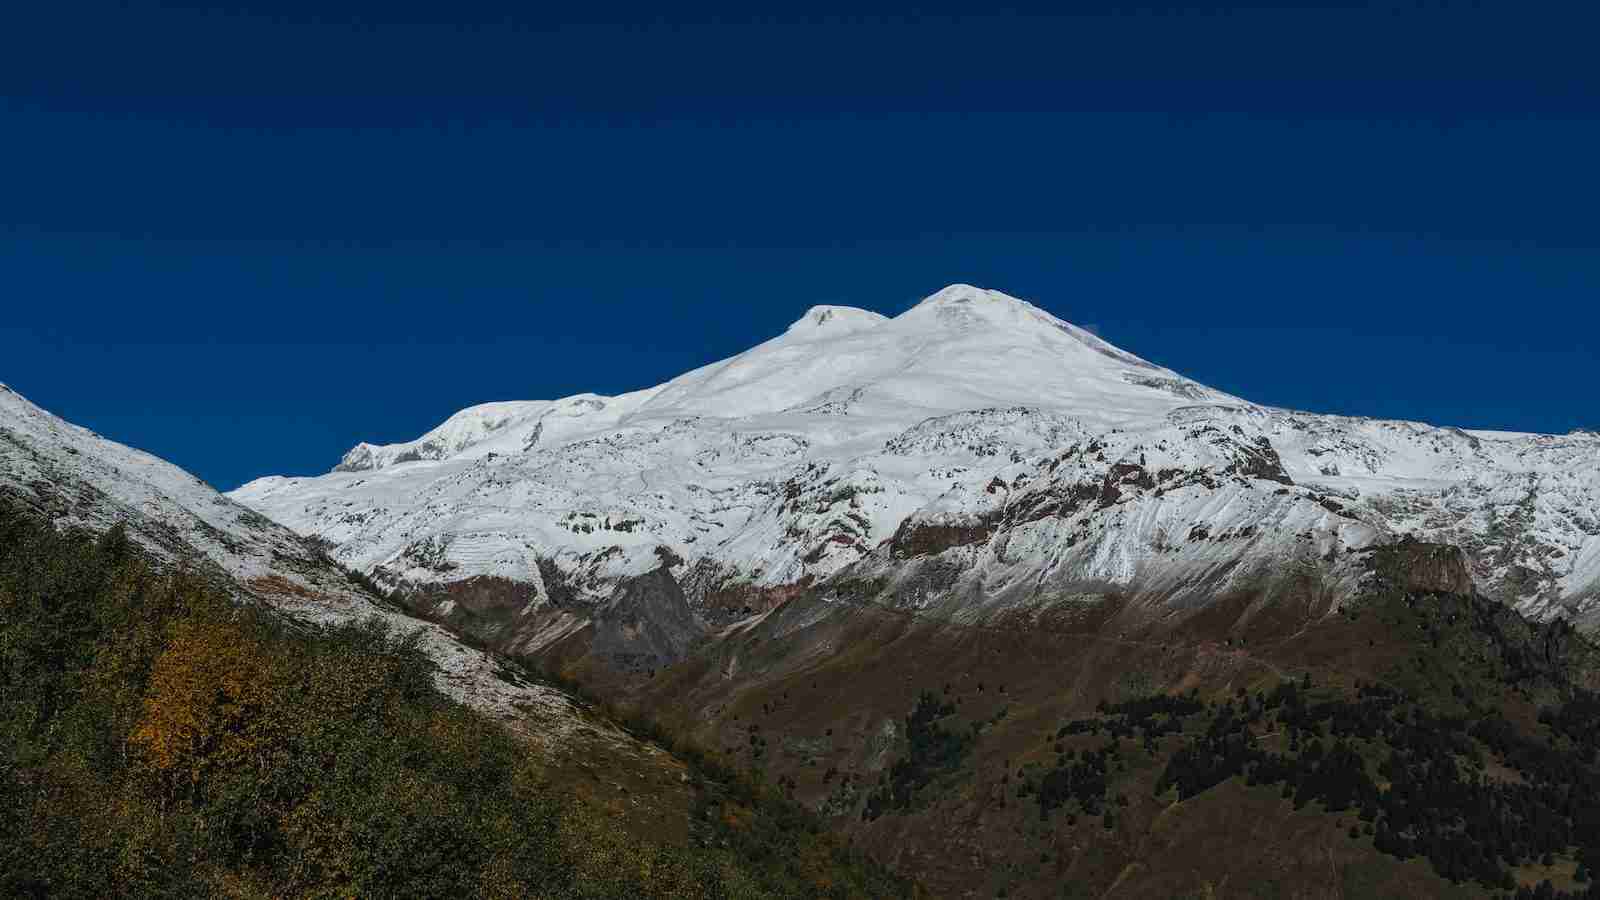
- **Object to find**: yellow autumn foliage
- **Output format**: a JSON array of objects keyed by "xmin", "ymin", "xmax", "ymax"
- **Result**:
[{"xmin": 130, "ymin": 617, "xmax": 283, "ymax": 781}]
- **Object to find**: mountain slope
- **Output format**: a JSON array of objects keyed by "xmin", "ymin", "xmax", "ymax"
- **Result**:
[
  {"xmin": 616, "ymin": 535, "xmax": 1600, "ymax": 899},
  {"xmin": 230, "ymin": 284, "xmax": 1600, "ymax": 644},
  {"xmin": 0, "ymin": 381, "xmax": 653, "ymax": 755},
  {"xmin": 0, "ymin": 406, "xmax": 913, "ymax": 899}
]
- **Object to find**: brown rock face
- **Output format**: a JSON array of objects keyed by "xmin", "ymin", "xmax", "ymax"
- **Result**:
[
  {"xmin": 693, "ymin": 578, "xmax": 814, "ymax": 626},
  {"xmin": 1368, "ymin": 537, "xmax": 1477, "ymax": 597},
  {"xmin": 887, "ymin": 516, "xmax": 997, "ymax": 560}
]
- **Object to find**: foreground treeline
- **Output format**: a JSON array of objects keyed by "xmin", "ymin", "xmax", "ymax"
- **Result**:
[{"xmin": 0, "ymin": 504, "xmax": 907, "ymax": 898}]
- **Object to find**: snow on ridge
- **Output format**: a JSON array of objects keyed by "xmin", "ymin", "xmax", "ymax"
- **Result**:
[
  {"xmin": 0, "ymin": 384, "xmax": 612, "ymax": 740},
  {"xmin": 329, "ymin": 388, "xmax": 667, "ymax": 474},
  {"xmin": 223, "ymin": 285, "xmax": 1600, "ymax": 629},
  {"xmin": 334, "ymin": 400, "xmax": 558, "ymax": 472}
]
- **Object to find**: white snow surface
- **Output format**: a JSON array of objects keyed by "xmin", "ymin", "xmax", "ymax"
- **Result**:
[
  {"xmin": 0, "ymin": 382, "xmax": 601, "ymax": 745},
  {"xmin": 227, "ymin": 285, "xmax": 1600, "ymax": 626}
]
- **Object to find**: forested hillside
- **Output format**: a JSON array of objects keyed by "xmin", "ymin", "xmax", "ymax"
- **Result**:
[{"xmin": 0, "ymin": 500, "xmax": 910, "ymax": 898}]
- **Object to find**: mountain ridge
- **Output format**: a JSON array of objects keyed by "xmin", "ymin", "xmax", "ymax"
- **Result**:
[
  {"xmin": 0, "ymin": 378, "xmax": 646, "ymax": 751},
  {"xmin": 228, "ymin": 285, "xmax": 1600, "ymax": 639}
]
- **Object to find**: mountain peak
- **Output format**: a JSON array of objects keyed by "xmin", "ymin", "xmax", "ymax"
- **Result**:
[
  {"xmin": 910, "ymin": 284, "xmax": 1058, "ymax": 317},
  {"xmin": 900, "ymin": 283, "xmax": 1074, "ymax": 333},
  {"xmin": 913, "ymin": 283, "xmax": 1007, "ymax": 307},
  {"xmin": 307, "ymin": 284, "xmax": 1227, "ymax": 472},
  {"xmin": 785, "ymin": 305, "xmax": 888, "ymax": 338}
]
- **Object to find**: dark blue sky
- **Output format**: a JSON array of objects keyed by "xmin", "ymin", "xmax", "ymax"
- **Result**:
[{"xmin": 3, "ymin": 2, "xmax": 1597, "ymax": 491}]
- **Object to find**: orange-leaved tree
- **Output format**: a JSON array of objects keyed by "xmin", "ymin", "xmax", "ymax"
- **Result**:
[{"xmin": 130, "ymin": 616, "xmax": 286, "ymax": 789}]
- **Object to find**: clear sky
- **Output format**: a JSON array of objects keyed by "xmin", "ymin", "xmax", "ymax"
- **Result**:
[{"xmin": 3, "ymin": 2, "xmax": 1597, "ymax": 491}]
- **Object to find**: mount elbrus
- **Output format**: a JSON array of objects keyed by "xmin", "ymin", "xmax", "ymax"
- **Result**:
[
  {"xmin": 231, "ymin": 283, "xmax": 1600, "ymax": 662},
  {"xmin": 9, "ymin": 284, "xmax": 1600, "ymax": 899}
]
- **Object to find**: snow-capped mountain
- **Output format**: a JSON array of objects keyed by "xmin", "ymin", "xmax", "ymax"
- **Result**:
[
  {"xmin": 230, "ymin": 284, "xmax": 1600, "ymax": 642},
  {"xmin": 0, "ymin": 381, "xmax": 619, "ymax": 748}
]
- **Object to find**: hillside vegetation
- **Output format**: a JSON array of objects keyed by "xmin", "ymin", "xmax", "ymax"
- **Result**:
[
  {"xmin": 0, "ymin": 501, "xmax": 909, "ymax": 899},
  {"xmin": 593, "ymin": 547, "xmax": 1600, "ymax": 899}
]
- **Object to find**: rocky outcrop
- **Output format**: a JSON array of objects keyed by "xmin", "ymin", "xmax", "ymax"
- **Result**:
[
  {"xmin": 1366, "ymin": 537, "xmax": 1478, "ymax": 597},
  {"xmin": 887, "ymin": 514, "xmax": 999, "ymax": 560},
  {"xmin": 589, "ymin": 567, "xmax": 706, "ymax": 673}
]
